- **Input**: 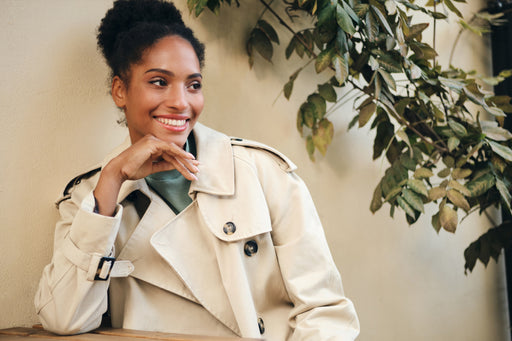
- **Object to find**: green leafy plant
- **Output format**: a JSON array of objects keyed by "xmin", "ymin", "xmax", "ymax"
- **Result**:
[{"xmin": 187, "ymin": 0, "xmax": 512, "ymax": 273}]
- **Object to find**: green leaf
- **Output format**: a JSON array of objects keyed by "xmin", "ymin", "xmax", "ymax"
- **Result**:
[
  {"xmin": 300, "ymin": 102, "xmax": 316, "ymax": 128},
  {"xmin": 414, "ymin": 167, "xmax": 434, "ymax": 179},
  {"xmin": 410, "ymin": 42, "xmax": 437, "ymax": 59},
  {"xmin": 370, "ymin": 181, "xmax": 383, "ymax": 213},
  {"xmin": 336, "ymin": 4, "xmax": 356, "ymax": 35},
  {"xmin": 405, "ymin": 23, "xmax": 429, "ymax": 42},
  {"xmin": 432, "ymin": 212, "xmax": 442, "ymax": 233},
  {"xmin": 285, "ymin": 36, "xmax": 298, "ymax": 59},
  {"xmin": 332, "ymin": 53, "xmax": 349, "ymax": 85},
  {"xmin": 452, "ymin": 168, "xmax": 472, "ymax": 180},
  {"xmin": 440, "ymin": 205, "xmax": 458, "ymax": 233},
  {"xmin": 482, "ymin": 122, "xmax": 512, "ymax": 141},
  {"xmin": 373, "ymin": 120, "xmax": 394, "ymax": 159},
  {"xmin": 358, "ymin": 99, "xmax": 377, "ymax": 127},
  {"xmin": 463, "ymin": 82, "xmax": 486, "ymax": 105},
  {"xmin": 447, "ymin": 189, "xmax": 470, "ymax": 211},
  {"xmin": 257, "ymin": 20, "xmax": 279, "ymax": 43},
  {"xmin": 353, "ymin": 3, "xmax": 369, "ymax": 17},
  {"xmin": 378, "ymin": 69, "xmax": 396, "ymax": 90},
  {"xmin": 408, "ymin": 179, "xmax": 428, "ymax": 197},
  {"xmin": 308, "ymin": 93, "xmax": 327, "ymax": 119},
  {"xmin": 297, "ymin": 109, "xmax": 304, "ymax": 134},
  {"xmin": 317, "ymin": 2, "xmax": 336, "ymax": 28},
  {"xmin": 306, "ymin": 135, "xmax": 315, "ymax": 161},
  {"xmin": 438, "ymin": 167, "xmax": 451, "ymax": 178},
  {"xmin": 464, "ymin": 222, "xmax": 512, "ymax": 273},
  {"xmin": 444, "ymin": 0, "xmax": 463, "ymax": 18},
  {"xmin": 370, "ymin": 5, "xmax": 394, "ymax": 36},
  {"xmin": 448, "ymin": 120, "xmax": 467, "ymax": 137},
  {"xmin": 343, "ymin": 0, "xmax": 361, "ymax": 24},
  {"xmin": 348, "ymin": 114, "xmax": 359, "ymax": 131},
  {"xmin": 365, "ymin": 11, "xmax": 378, "ymax": 42},
  {"xmin": 384, "ymin": 186, "xmax": 404, "ymax": 202},
  {"xmin": 373, "ymin": 52, "xmax": 402, "ymax": 73},
  {"xmin": 488, "ymin": 140, "xmax": 512, "ymax": 162},
  {"xmin": 284, "ymin": 81, "xmax": 294, "ymax": 100},
  {"xmin": 466, "ymin": 172, "xmax": 496, "ymax": 197},
  {"xmin": 402, "ymin": 188, "xmax": 425, "ymax": 213},
  {"xmin": 448, "ymin": 136, "xmax": 460, "ymax": 152},
  {"xmin": 496, "ymin": 178, "xmax": 512, "ymax": 214},
  {"xmin": 484, "ymin": 104, "xmax": 506, "ymax": 117},
  {"xmin": 443, "ymin": 156, "xmax": 455, "ymax": 168},
  {"xmin": 312, "ymin": 118, "xmax": 334, "ymax": 155},
  {"xmin": 397, "ymin": 195, "xmax": 416, "ymax": 218},
  {"xmin": 430, "ymin": 11, "xmax": 448, "ymax": 19},
  {"xmin": 315, "ymin": 48, "xmax": 334, "ymax": 73},
  {"xmin": 318, "ymin": 83, "xmax": 337, "ymax": 102},
  {"xmin": 283, "ymin": 68, "xmax": 301, "ymax": 100},
  {"xmin": 492, "ymin": 155, "xmax": 507, "ymax": 174},
  {"xmin": 486, "ymin": 96, "xmax": 512, "ymax": 113},
  {"xmin": 400, "ymin": 153, "xmax": 417, "ymax": 171},
  {"xmin": 250, "ymin": 28, "xmax": 273, "ymax": 62},
  {"xmin": 429, "ymin": 186, "xmax": 447, "ymax": 201},
  {"xmin": 191, "ymin": 0, "xmax": 208, "ymax": 16}
]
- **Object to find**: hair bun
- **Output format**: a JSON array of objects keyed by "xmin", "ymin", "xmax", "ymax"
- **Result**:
[{"xmin": 97, "ymin": 0, "xmax": 184, "ymax": 63}]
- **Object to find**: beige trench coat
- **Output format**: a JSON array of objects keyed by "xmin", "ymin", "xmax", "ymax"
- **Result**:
[{"xmin": 35, "ymin": 123, "xmax": 359, "ymax": 340}]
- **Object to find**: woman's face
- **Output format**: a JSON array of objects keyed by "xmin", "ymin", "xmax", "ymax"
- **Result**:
[{"xmin": 113, "ymin": 35, "xmax": 204, "ymax": 148}]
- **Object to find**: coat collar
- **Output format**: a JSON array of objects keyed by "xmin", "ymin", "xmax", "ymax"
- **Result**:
[
  {"xmin": 189, "ymin": 123, "xmax": 235, "ymax": 197},
  {"xmin": 101, "ymin": 122, "xmax": 236, "ymax": 204}
]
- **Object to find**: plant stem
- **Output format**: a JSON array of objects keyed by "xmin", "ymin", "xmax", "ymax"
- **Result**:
[{"xmin": 258, "ymin": 0, "xmax": 318, "ymax": 58}]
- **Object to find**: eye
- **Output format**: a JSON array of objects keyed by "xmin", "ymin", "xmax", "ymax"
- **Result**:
[
  {"xmin": 189, "ymin": 81, "xmax": 202, "ymax": 90},
  {"xmin": 149, "ymin": 78, "xmax": 167, "ymax": 87}
]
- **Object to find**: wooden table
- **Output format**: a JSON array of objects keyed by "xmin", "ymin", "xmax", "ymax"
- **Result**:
[{"xmin": 0, "ymin": 327, "xmax": 263, "ymax": 340}]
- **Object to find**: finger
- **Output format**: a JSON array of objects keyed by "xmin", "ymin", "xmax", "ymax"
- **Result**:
[
  {"xmin": 161, "ymin": 142, "xmax": 196, "ymax": 161},
  {"xmin": 181, "ymin": 157, "xmax": 200, "ymax": 174},
  {"xmin": 151, "ymin": 159, "xmax": 176, "ymax": 174},
  {"xmin": 161, "ymin": 154, "xmax": 198, "ymax": 181}
]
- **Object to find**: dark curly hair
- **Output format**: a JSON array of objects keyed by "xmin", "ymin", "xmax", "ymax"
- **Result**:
[{"xmin": 97, "ymin": 0, "xmax": 205, "ymax": 83}]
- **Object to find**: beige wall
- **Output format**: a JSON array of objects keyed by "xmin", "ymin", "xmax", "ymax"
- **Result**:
[{"xmin": 0, "ymin": 1, "xmax": 509, "ymax": 340}]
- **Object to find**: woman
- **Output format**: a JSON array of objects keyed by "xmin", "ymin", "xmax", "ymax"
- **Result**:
[{"xmin": 35, "ymin": 0, "xmax": 359, "ymax": 339}]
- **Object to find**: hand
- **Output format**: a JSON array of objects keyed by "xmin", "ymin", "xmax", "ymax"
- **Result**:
[
  {"xmin": 93, "ymin": 135, "xmax": 199, "ymax": 216},
  {"xmin": 112, "ymin": 134, "xmax": 199, "ymax": 182}
]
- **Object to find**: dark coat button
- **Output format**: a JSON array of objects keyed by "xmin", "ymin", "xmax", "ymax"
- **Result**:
[
  {"xmin": 244, "ymin": 240, "xmax": 258, "ymax": 256},
  {"xmin": 223, "ymin": 222, "xmax": 236, "ymax": 235},
  {"xmin": 258, "ymin": 317, "xmax": 265, "ymax": 334}
]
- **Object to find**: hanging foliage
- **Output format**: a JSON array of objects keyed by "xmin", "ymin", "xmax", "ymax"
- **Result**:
[{"xmin": 188, "ymin": 0, "xmax": 512, "ymax": 273}]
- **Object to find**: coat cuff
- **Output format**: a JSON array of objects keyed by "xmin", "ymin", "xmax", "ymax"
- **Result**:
[{"xmin": 69, "ymin": 191, "xmax": 123, "ymax": 255}]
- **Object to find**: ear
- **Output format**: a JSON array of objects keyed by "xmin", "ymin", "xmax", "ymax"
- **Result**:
[{"xmin": 111, "ymin": 76, "xmax": 127, "ymax": 109}]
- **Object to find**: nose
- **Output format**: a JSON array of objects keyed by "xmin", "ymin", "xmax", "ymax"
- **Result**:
[{"xmin": 165, "ymin": 85, "xmax": 188, "ymax": 112}]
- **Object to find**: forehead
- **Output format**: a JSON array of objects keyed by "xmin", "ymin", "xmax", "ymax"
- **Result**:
[{"xmin": 138, "ymin": 35, "xmax": 201, "ymax": 71}]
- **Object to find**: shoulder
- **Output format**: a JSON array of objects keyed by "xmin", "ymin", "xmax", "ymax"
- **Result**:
[
  {"xmin": 55, "ymin": 166, "xmax": 102, "ymax": 207},
  {"xmin": 229, "ymin": 137, "xmax": 297, "ymax": 173}
]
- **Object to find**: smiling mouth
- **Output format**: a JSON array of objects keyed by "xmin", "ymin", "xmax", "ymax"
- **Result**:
[{"xmin": 155, "ymin": 117, "xmax": 187, "ymax": 127}]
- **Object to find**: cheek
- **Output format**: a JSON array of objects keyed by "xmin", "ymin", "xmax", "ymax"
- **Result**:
[{"xmin": 193, "ymin": 95, "xmax": 205, "ymax": 115}]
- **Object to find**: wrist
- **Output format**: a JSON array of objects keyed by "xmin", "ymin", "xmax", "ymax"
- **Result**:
[{"xmin": 94, "ymin": 163, "xmax": 124, "ymax": 217}]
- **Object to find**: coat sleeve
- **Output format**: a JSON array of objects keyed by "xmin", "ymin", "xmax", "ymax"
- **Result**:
[
  {"xmin": 34, "ymin": 177, "xmax": 123, "ymax": 335},
  {"xmin": 253, "ymin": 151, "xmax": 360, "ymax": 340}
]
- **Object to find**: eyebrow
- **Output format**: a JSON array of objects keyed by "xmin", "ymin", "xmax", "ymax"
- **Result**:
[{"xmin": 145, "ymin": 68, "xmax": 202, "ymax": 79}]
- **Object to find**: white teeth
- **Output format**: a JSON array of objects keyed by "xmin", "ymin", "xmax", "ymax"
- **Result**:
[{"xmin": 156, "ymin": 117, "xmax": 187, "ymax": 127}]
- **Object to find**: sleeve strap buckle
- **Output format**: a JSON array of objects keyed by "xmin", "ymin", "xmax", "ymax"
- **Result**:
[{"xmin": 94, "ymin": 256, "xmax": 116, "ymax": 281}]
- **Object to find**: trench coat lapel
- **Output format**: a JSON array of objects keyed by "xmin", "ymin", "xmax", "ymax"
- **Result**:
[{"xmin": 150, "ymin": 201, "xmax": 241, "ymax": 336}]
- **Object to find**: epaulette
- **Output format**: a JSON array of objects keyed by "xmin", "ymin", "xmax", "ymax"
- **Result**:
[
  {"xmin": 55, "ymin": 167, "xmax": 102, "ymax": 208},
  {"xmin": 230, "ymin": 137, "xmax": 297, "ymax": 172}
]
